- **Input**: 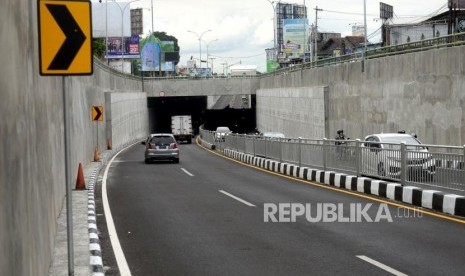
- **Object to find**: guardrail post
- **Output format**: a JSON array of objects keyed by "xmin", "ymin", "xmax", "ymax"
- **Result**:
[
  {"xmin": 298, "ymin": 138, "xmax": 302, "ymax": 167},
  {"xmin": 462, "ymin": 145, "xmax": 465, "ymax": 184},
  {"xmin": 265, "ymin": 137, "xmax": 268, "ymax": 159},
  {"xmin": 356, "ymin": 139, "xmax": 361, "ymax": 177},
  {"xmin": 279, "ymin": 138, "xmax": 283, "ymax": 163},
  {"xmin": 323, "ymin": 138, "xmax": 327, "ymax": 172},
  {"xmin": 235, "ymin": 134, "xmax": 239, "ymax": 152},
  {"xmin": 400, "ymin": 142, "xmax": 407, "ymax": 186},
  {"xmin": 252, "ymin": 135, "xmax": 256, "ymax": 156}
]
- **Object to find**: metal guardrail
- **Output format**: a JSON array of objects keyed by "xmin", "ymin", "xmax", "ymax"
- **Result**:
[{"xmin": 200, "ymin": 128, "xmax": 465, "ymax": 192}]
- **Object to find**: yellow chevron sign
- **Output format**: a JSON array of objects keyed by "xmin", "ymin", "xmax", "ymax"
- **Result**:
[
  {"xmin": 92, "ymin": 106, "xmax": 103, "ymax": 122},
  {"xmin": 38, "ymin": 0, "xmax": 93, "ymax": 75}
]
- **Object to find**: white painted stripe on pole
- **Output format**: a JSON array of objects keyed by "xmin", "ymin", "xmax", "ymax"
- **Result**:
[
  {"xmin": 356, "ymin": 255, "xmax": 408, "ymax": 276},
  {"xmin": 219, "ymin": 190, "xmax": 256, "ymax": 207},
  {"xmin": 102, "ymin": 146, "xmax": 134, "ymax": 276},
  {"xmin": 181, "ymin": 168, "xmax": 194, "ymax": 177}
]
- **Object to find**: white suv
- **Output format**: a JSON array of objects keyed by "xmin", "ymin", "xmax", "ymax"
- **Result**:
[{"xmin": 361, "ymin": 133, "xmax": 436, "ymax": 181}]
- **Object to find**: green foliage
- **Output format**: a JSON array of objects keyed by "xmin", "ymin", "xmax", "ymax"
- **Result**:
[{"xmin": 92, "ymin": 38, "xmax": 105, "ymax": 59}]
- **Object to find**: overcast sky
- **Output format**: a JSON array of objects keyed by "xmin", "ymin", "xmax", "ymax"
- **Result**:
[{"xmin": 122, "ymin": 0, "xmax": 448, "ymax": 73}]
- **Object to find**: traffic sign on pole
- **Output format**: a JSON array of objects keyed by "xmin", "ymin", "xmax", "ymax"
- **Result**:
[
  {"xmin": 38, "ymin": 0, "xmax": 93, "ymax": 75},
  {"xmin": 92, "ymin": 106, "xmax": 103, "ymax": 121}
]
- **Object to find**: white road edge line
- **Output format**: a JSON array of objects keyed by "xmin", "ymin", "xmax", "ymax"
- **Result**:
[
  {"xmin": 219, "ymin": 190, "xmax": 256, "ymax": 207},
  {"xmin": 356, "ymin": 255, "xmax": 408, "ymax": 276},
  {"xmin": 181, "ymin": 168, "xmax": 194, "ymax": 177},
  {"xmin": 102, "ymin": 145, "xmax": 135, "ymax": 276}
]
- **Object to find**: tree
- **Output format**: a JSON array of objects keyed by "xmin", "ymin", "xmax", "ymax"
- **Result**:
[{"xmin": 93, "ymin": 38, "xmax": 106, "ymax": 59}]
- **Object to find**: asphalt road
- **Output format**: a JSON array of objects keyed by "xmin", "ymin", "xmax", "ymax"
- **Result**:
[{"xmin": 98, "ymin": 142, "xmax": 465, "ymax": 276}]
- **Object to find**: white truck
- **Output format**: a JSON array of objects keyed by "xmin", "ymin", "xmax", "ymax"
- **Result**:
[{"xmin": 171, "ymin": 115, "xmax": 193, "ymax": 144}]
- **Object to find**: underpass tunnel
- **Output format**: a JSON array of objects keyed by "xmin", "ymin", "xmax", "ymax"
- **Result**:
[{"xmin": 147, "ymin": 95, "xmax": 256, "ymax": 135}]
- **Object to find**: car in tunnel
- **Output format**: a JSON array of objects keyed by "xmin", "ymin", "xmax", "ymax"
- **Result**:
[
  {"xmin": 142, "ymin": 134, "xmax": 179, "ymax": 163},
  {"xmin": 215, "ymin": 126, "xmax": 232, "ymax": 141}
]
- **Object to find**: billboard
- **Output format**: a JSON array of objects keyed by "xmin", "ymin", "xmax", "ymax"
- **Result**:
[
  {"xmin": 380, "ymin": 3, "xmax": 393, "ymax": 20},
  {"xmin": 283, "ymin": 19, "xmax": 308, "ymax": 59},
  {"xmin": 106, "ymin": 35, "xmax": 140, "ymax": 59},
  {"xmin": 266, "ymin": 60, "xmax": 279, "ymax": 73},
  {"xmin": 449, "ymin": 0, "xmax": 465, "ymax": 9},
  {"xmin": 140, "ymin": 35, "xmax": 175, "ymax": 72},
  {"xmin": 131, "ymin": 8, "xmax": 143, "ymax": 35}
]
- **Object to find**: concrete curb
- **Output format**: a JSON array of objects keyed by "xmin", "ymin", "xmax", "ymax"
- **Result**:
[
  {"xmin": 223, "ymin": 149, "xmax": 465, "ymax": 218},
  {"xmin": 86, "ymin": 138, "xmax": 145, "ymax": 275},
  {"xmin": 48, "ymin": 137, "xmax": 145, "ymax": 276},
  {"xmin": 198, "ymin": 137, "xmax": 216, "ymax": 150},
  {"xmin": 87, "ymin": 167, "xmax": 104, "ymax": 276}
]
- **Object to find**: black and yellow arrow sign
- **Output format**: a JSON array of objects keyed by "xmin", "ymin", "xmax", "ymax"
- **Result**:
[
  {"xmin": 38, "ymin": 0, "xmax": 93, "ymax": 75},
  {"xmin": 92, "ymin": 106, "xmax": 103, "ymax": 122}
]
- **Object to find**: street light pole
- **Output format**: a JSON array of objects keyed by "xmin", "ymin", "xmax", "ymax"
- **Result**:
[
  {"xmin": 151, "ymin": 0, "xmax": 154, "ymax": 34},
  {"xmin": 112, "ymin": 0, "xmax": 140, "ymax": 73},
  {"xmin": 266, "ymin": 0, "xmax": 280, "ymax": 60},
  {"xmin": 204, "ymin": 39, "xmax": 218, "ymax": 69},
  {"xmin": 303, "ymin": 0, "xmax": 307, "ymax": 63},
  {"xmin": 105, "ymin": 0, "xmax": 108, "ymax": 64},
  {"xmin": 188, "ymin": 29, "xmax": 212, "ymax": 68},
  {"xmin": 363, "ymin": 0, "xmax": 368, "ymax": 54}
]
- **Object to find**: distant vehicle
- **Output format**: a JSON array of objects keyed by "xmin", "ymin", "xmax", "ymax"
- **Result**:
[
  {"xmin": 142, "ymin": 134, "xmax": 179, "ymax": 163},
  {"xmin": 215, "ymin": 126, "xmax": 231, "ymax": 141},
  {"xmin": 262, "ymin": 132, "xmax": 285, "ymax": 139},
  {"xmin": 362, "ymin": 133, "xmax": 435, "ymax": 181},
  {"xmin": 171, "ymin": 115, "xmax": 193, "ymax": 144}
]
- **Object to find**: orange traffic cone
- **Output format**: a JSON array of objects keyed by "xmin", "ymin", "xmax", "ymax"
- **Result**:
[
  {"xmin": 75, "ymin": 163, "xmax": 86, "ymax": 190},
  {"xmin": 94, "ymin": 146, "xmax": 100, "ymax": 162}
]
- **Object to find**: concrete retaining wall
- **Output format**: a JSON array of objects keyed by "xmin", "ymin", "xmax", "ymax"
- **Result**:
[
  {"xmin": 105, "ymin": 92, "xmax": 149, "ymax": 149},
  {"xmin": 257, "ymin": 86, "xmax": 328, "ymax": 139},
  {"xmin": 0, "ymin": 0, "xmax": 147, "ymax": 275},
  {"xmin": 259, "ymin": 46, "xmax": 465, "ymax": 145},
  {"xmin": 145, "ymin": 77, "xmax": 260, "ymax": 97}
]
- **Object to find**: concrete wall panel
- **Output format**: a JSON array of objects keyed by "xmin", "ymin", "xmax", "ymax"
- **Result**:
[{"xmin": 259, "ymin": 46, "xmax": 465, "ymax": 145}]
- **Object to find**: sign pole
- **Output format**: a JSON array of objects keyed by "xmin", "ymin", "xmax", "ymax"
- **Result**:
[
  {"xmin": 62, "ymin": 76, "xmax": 74, "ymax": 275},
  {"xmin": 96, "ymin": 121, "xmax": 98, "ymax": 152}
]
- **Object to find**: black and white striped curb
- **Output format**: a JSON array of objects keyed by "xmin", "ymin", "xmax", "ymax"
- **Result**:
[
  {"xmin": 88, "ymin": 167, "xmax": 104, "ymax": 276},
  {"xmin": 223, "ymin": 149, "xmax": 465, "ymax": 218},
  {"xmin": 87, "ymin": 137, "xmax": 146, "ymax": 275}
]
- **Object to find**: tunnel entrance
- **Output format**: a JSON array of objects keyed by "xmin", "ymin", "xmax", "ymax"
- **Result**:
[{"xmin": 147, "ymin": 95, "xmax": 256, "ymax": 135}]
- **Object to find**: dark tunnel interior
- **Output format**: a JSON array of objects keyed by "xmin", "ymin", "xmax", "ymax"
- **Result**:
[{"xmin": 147, "ymin": 95, "xmax": 257, "ymax": 135}]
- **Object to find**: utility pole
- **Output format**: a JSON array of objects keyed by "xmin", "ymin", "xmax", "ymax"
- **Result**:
[
  {"xmin": 209, "ymin": 57, "xmax": 216, "ymax": 75},
  {"xmin": 314, "ymin": 6, "xmax": 322, "ymax": 62},
  {"xmin": 302, "ymin": 0, "xmax": 307, "ymax": 64}
]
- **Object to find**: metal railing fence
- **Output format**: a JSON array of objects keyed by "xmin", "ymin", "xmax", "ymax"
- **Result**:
[{"xmin": 200, "ymin": 128, "xmax": 465, "ymax": 192}]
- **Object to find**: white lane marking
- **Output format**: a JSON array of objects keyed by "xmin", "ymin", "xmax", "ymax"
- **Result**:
[
  {"xmin": 356, "ymin": 255, "xmax": 408, "ymax": 276},
  {"xmin": 112, "ymin": 160, "xmax": 143, "ymax": 163},
  {"xmin": 219, "ymin": 190, "xmax": 256, "ymax": 207},
  {"xmin": 181, "ymin": 168, "xmax": 194, "ymax": 177},
  {"xmin": 102, "ymin": 145, "xmax": 135, "ymax": 276}
]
